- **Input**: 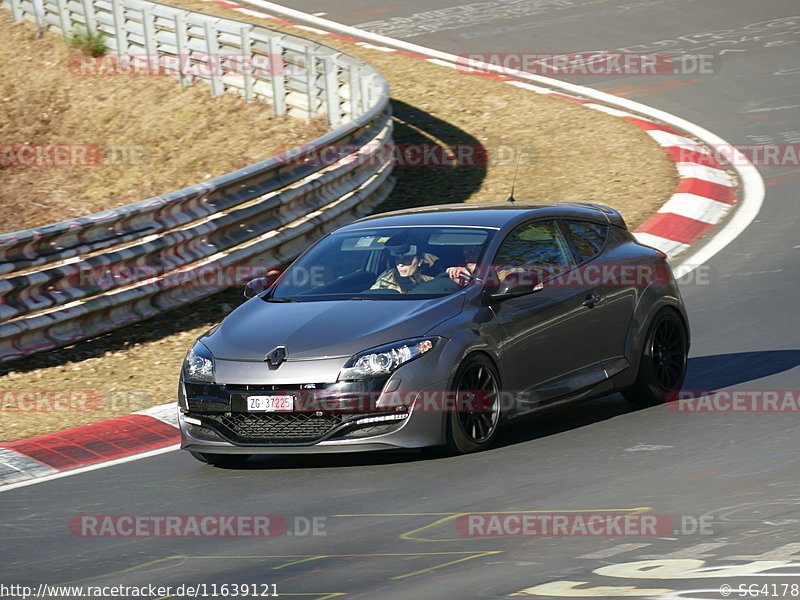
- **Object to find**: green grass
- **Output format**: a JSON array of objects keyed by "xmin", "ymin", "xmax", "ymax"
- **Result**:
[{"xmin": 65, "ymin": 26, "xmax": 108, "ymax": 56}]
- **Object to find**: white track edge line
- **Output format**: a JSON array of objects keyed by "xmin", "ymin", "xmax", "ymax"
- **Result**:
[{"xmin": 0, "ymin": 444, "xmax": 181, "ymax": 493}]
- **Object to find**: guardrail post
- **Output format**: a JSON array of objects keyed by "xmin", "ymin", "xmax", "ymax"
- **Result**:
[
  {"xmin": 368, "ymin": 76, "xmax": 377, "ymax": 108},
  {"xmin": 55, "ymin": 0, "xmax": 70, "ymax": 35},
  {"xmin": 31, "ymin": 0, "xmax": 47, "ymax": 33},
  {"xmin": 347, "ymin": 64, "xmax": 361, "ymax": 120},
  {"xmin": 240, "ymin": 26, "xmax": 254, "ymax": 102},
  {"xmin": 360, "ymin": 73, "xmax": 372, "ymax": 120},
  {"xmin": 268, "ymin": 35, "xmax": 286, "ymax": 117},
  {"xmin": 8, "ymin": 0, "xmax": 21, "ymax": 23},
  {"xmin": 321, "ymin": 55, "xmax": 340, "ymax": 127},
  {"xmin": 173, "ymin": 11, "xmax": 190, "ymax": 86},
  {"xmin": 304, "ymin": 46, "xmax": 318, "ymax": 119},
  {"xmin": 111, "ymin": 0, "xmax": 127, "ymax": 54},
  {"xmin": 142, "ymin": 7, "xmax": 157, "ymax": 57},
  {"xmin": 80, "ymin": 0, "xmax": 96, "ymax": 35},
  {"xmin": 204, "ymin": 21, "xmax": 224, "ymax": 96}
]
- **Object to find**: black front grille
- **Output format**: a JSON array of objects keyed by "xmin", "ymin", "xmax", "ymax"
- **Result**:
[
  {"xmin": 200, "ymin": 412, "xmax": 345, "ymax": 444},
  {"xmin": 184, "ymin": 379, "xmax": 390, "ymax": 414},
  {"xmin": 224, "ymin": 384, "xmax": 321, "ymax": 392}
]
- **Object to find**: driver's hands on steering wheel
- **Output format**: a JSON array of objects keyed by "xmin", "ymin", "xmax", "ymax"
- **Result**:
[{"xmin": 446, "ymin": 264, "xmax": 476, "ymax": 286}]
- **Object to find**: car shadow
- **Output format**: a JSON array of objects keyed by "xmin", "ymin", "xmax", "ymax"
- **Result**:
[
  {"xmin": 221, "ymin": 349, "xmax": 800, "ymax": 469},
  {"xmin": 0, "ymin": 101, "xmax": 488, "ymax": 374},
  {"xmin": 681, "ymin": 349, "xmax": 800, "ymax": 391}
]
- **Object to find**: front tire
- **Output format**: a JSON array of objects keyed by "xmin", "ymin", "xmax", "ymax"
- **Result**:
[
  {"xmin": 445, "ymin": 354, "xmax": 502, "ymax": 454},
  {"xmin": 623, "ymin": 308, "xmax": 688, "ymax": 406},
  {"xmin": 189, "ymin": 451, "xmax": 251, "ymax": 468}
]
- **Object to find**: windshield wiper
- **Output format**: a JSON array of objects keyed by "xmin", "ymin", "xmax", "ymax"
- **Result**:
[{"xmin": 265, "ymin": 296, "xmax": 301, "ymax": 303}]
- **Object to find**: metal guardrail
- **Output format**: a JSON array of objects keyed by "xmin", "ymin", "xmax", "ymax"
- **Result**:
[
  {"xmin": 0, "ymin": 0, "xmax": 394, "ymax": 362},
  {"xmin": 5, "ymin": 0, "xmax": 373, "ymax": 124}
]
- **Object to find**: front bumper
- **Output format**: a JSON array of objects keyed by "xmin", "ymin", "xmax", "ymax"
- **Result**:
[{"xmin": 179, "ymin": 376, "xmax": 449, "ymax": 454}]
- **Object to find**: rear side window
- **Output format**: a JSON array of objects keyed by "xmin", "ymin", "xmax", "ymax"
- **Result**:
[
  {"xmin": 494, "ymin": 220, "xmax": 571, "ymax": 269},
  {"xmin": 562, "ymin": 221, "xmax": 608, "ymax": 263}
]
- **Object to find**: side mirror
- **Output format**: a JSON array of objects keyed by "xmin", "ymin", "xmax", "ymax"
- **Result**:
[
  {"xmin": 243, "ymin": 270, "xmax": 280, "ymax": 299},
  {"xmin": 489, "ymin": 270, "xmax": 544, "ymax": 301}
]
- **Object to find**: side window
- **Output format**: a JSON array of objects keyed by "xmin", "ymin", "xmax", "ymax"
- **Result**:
[
  {"xmin": 562, "ymin": 221, "xmax": 608, "ymax": 263},
  {"xmin": 494, "ymin": 220, "xmax": 571, "ymax": 275}
]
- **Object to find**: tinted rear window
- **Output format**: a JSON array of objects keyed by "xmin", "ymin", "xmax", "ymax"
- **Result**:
[{"xmin": 562, "ymin": 221, "xmax": 608, "ymax": 263}]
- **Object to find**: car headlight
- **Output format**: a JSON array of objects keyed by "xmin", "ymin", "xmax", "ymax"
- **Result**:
[
  {"xmin": 338, "ymin": 337, "xmax": 439, "ymax": 381},
  {"xmin": 183, "ymin": 342, "xmax": 215, "ymax": 383}
]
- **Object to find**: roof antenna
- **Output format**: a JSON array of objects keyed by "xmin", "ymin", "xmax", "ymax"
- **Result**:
[{"xmin": 507, "ymin": 154, "xmax": 522, "ymax": 203}]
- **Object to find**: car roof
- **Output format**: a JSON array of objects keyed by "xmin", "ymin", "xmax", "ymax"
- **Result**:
[{"xmin": 341, "ymin": 201, "xmax": 626, "ymax": 231}]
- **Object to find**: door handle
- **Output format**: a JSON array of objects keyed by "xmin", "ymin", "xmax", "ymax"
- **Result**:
[{"xmin": 582, "ymin": 294, "xmax": 602, "ymax": 308}]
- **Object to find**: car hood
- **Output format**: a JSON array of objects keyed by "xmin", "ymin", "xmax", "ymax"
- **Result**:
[{"xmin": 202, "ymin": 294, "xmax": 466, "ymax": 361}]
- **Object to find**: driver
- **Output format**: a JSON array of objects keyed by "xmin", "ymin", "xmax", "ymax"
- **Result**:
[{"xmin": 371, "ymin": 244, "xmax": 433, "ymax": 293}]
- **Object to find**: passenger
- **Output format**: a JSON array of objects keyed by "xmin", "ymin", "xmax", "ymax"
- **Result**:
[
  {"xmin": 447, "ymin": 244, "xmax": 541, "ymax": 288},
  {"xmin": 371, "ymin": 244, "xmax": 433, "ymax": 293}
]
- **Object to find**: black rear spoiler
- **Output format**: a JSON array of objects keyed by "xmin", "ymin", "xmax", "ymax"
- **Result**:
[{"xmin": 562, "ymin": 202, "xmax": 628, "ymax": 229}]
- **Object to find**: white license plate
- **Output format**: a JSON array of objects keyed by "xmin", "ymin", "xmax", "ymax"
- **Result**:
[{"xmin": 246, "ymin": 395, "xmax": 294, "ymax": 412}]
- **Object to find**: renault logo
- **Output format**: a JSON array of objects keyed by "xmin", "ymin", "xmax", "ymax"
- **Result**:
[{"xmin": 266, "ymin": 346, "xmax": 287, "ymax": 368}]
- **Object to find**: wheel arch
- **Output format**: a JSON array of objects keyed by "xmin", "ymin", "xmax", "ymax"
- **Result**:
[{"xmin": 615, "ymin": 294, "xmax": 689, "ymax": 391}]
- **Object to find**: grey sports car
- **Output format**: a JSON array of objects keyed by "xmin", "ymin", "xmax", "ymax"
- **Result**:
[{"xmin": 179, "ymin": 202, "xmax": 689, "ymax": 466}]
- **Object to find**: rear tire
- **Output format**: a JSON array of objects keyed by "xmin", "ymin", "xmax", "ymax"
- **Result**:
[
  {"xmin": 445, "ymin": 354, "xmax": 502, "ymax": 454},
  {"xmin": 623, "ymin": 308, "xmax": 688, "ymax": 406},
  {"xmin": 189, "ymin": 451, "xmax": 251, "ymax": 468}
]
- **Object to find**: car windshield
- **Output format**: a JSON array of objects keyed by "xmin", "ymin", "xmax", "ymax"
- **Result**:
[{"xmin": 269, "ymin": 226, "xmax": 495, "ymax": 301}]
